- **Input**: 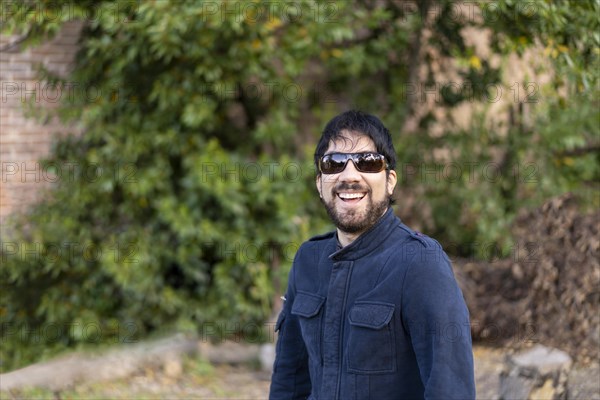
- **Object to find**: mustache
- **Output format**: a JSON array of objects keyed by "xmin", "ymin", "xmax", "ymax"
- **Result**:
[{"xmin": 332, "ymin": 183, "xmax": 370, "ymax": 194}]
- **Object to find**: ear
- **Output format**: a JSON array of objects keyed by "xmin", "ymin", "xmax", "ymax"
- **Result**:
[
  {"xmin": 386, "ymin": 169, "xmax": 397, "ymax": 196},
  {"xmin": 316, "ymin": 174, "xmax": 323, "ymax": 198}
]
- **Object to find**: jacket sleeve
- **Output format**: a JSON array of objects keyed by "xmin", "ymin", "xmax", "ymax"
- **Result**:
[
  {"xmin": 269, "ymin": 263, "xmax": 311, "ymax": 400},
  {"xmin": 402, "ymin": 245, "xmax": 476, "ymax": 400}
]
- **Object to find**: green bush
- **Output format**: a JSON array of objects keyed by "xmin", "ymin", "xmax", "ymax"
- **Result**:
[{"xmin": 1, "ymin": 0, "xmax": 597, "ymax": 371}]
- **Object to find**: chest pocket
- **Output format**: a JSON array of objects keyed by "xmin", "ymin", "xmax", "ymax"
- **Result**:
[
  {"xmin": 291, "ymin": 291, "xmax": 325, "ymax": 363},
  {"xmin": 347, "ymin": 301, "xmax": 396, "ymax": 374}
]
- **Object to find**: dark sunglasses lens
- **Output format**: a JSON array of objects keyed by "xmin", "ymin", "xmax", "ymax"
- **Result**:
[
  {"xmin": 320, "ymin": 153, "xmax": 386, "ymax": 174},
  {"xmin": 320, "ymin": 154, "xmax": 347, "ymax": 174},
  {"xmin": 355, "ymin": 154, "xmax": 386, "ymax": 172}
]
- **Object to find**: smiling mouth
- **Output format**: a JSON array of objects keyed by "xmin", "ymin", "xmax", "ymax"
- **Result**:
[{"xmin": 337, "ymin": 192, "xmax": 367, "ymax": 203}]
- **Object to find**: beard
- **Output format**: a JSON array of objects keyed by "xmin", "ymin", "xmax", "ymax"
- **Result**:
[{"xmin": 321, "ymin": 183, "xmax": 389, "ymax": 234}]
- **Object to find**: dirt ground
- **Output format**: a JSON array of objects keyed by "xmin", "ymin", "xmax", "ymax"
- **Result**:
[{"xmin": 3, "ymin": 345, "xmax": 598, "ymax": 400}]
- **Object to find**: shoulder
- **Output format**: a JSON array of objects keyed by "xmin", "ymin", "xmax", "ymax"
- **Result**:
[
  {"xmin": 308, "ymin": 231, "xmax": 336, "ymax": 242},
  {"xmin": 395, "ymin": 222, "xmax": 443, "ymax": 250},
  {"xmin": 386, "ymin": 222, "xmax": 452, "ymax": 275},
  {"xmin": 294, "ymin": 230, "xmax": 335, "ymax": 262},
  {"xmin": 296, "ymin": 230, "xmax": 335, "ymax": 252}
]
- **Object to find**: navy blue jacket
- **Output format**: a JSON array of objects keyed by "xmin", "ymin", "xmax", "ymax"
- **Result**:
[{"xmin": 269, "ymin": 208, "xmax": 475, "ymax": 400}]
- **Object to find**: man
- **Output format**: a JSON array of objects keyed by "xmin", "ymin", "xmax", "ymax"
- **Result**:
[{"xmin": 269, "ymin": 110, "xmax": 475, "ymax": 400}]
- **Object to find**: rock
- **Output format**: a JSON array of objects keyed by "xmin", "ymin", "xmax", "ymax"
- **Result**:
[
  {"xmin": 567, "ymin": 362, "xmax": 600, "ymax": 400},
  {"xmin": 473, "ymin": 346, "xmax": 504, "ymax": 400},
  {"xmin": 499, "ymin": 345, "xmax": 572, "ymax": 400},
  {"xmin": 259, "ymin": 343, "xmax": 275, "ymax": 373},
  {"xmin": 163, "ymin": 356, "xmax": 183, "ymax": 378},
  {"xmin": 0, "ymin": 334, "xmax": 197, "ymax": 392},
  {"xmin": 198, "ymin": 340, "xmax": 260, "ymax": 365}
]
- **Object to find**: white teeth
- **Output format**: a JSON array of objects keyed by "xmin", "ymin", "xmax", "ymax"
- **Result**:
[{"xmin": 338, "ymin": 192, "xmax": 365, "ymax": 199}]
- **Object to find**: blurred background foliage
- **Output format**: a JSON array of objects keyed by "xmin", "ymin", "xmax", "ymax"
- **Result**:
[{"xmin": 1, "ymin": 0, "xmax": 598, "ymax": 371}]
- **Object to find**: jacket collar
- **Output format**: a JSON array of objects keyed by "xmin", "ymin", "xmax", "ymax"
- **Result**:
[{"xmin": 329, "ymin": 207, "xmax": 399, "ymax": 261}]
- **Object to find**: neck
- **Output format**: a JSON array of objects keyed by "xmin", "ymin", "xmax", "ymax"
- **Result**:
[{"xmin": 337, "ymin": 229, "xmax": 362, "ymax": 247}]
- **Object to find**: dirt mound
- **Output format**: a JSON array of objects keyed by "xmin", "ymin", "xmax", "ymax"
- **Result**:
[{"xmin": 459, "ymin": 193, "xmax": 600, "ymax": 362}]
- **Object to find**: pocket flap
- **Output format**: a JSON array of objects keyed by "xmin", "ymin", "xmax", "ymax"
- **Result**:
[
  {"xmin": 349, "ymin": 302, "xmax": 395, "ymax": 329},
  {"xmin": 274, "ymin": 310, "xmax": 286, "ymax": 332},
  {"xmin": 291, "ymin": 292, "xmax": 325, "ymax": 318}
]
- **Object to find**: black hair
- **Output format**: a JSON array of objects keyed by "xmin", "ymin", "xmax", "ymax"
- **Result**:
[{"xmin": 313, "ymin": 110, "xmax": 397, "ymax": 174}]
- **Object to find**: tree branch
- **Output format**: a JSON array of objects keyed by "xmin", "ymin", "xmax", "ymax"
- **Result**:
[
  {"xmin": 555, "ymin": 144, "xmax": 600, "ymax": 157},
  {"xmin": 0, "ymin": 32, "xmax": 29, "ymax": 53}
]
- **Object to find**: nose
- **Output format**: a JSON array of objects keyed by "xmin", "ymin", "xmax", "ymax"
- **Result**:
[{"xmin": 338, "ymin": 159, "xmax": 362, "ymax": 182}]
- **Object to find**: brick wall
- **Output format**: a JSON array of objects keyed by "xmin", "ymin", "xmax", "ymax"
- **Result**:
[{"xmin": 0, "ymin": 21, "xmax": 83, "ymax": 235}]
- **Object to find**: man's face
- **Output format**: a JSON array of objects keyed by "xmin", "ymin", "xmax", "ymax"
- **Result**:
[{"xmin": 316, "ymin": 130, "xmax": 397, "ymax": 234}]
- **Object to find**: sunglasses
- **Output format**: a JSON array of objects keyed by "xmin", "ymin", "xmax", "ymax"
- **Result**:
[{"xmin": 319, "ymin": 152, "xmax": 388, "ymax": 174}]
